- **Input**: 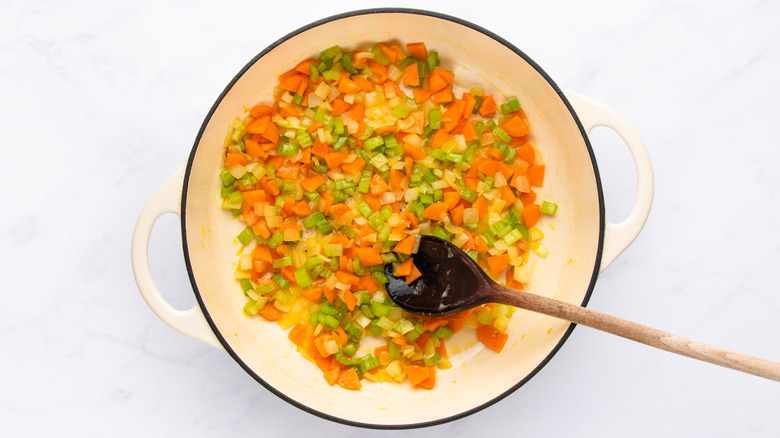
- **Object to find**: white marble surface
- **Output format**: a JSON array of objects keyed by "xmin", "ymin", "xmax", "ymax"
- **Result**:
[{"xmin": 2, "ymin": 0, "xmax": 779, "ymax": 436}]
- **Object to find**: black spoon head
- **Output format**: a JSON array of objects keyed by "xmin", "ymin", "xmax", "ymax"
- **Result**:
[{"xmin": 384, "ymin": 235, "xmax": 492, "ymax": 316}]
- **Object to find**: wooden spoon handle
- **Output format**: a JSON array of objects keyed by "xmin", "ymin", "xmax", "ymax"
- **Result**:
[{"xmin": 492, "ymin": 285, "xmax": 780, "ymax": 382}]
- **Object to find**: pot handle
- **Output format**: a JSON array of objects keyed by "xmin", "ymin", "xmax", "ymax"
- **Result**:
[
  {"xmin": 563, "ymin": 90, "xmax": 654, "ymax": 273},
  {"xmin": 131, "ymin": 165, "xmax": 224, "ymax": 349}
]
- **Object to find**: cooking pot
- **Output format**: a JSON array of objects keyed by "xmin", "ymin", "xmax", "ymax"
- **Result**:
[{"xmin": 131, "ymin": 8, "xmax": 653, "ymax": 428}]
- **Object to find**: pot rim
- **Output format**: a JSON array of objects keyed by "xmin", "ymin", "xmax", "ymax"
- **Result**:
[{"xmin": 180, "ymin": 7, "xmax": 605, "ymax": 429}]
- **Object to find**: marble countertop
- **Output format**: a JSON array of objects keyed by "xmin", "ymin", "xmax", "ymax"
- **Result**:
[{"xmin": 2, "ymin": 1, "xmax": 779, "ymax": 436}]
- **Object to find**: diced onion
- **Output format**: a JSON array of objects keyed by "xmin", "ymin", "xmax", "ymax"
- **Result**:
[
  {"xmin": 463, "ymin": 208, "xmax": 479, "ymax": 225},
  {"xmin": 404, "ymin": 188, "xmax": 419, "ymax": 202},
  {"xmin": 452, "ymin": 233, "xmax": 470, "ymax": 248},
  {"xmin": 380, "ymin": 192, "xmax": 395, "ymax": 205}
]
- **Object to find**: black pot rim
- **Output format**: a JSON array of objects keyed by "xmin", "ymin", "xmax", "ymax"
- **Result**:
[{"xmin": 180, "ymin": 7, "xmax": 605, "ymax": 430}]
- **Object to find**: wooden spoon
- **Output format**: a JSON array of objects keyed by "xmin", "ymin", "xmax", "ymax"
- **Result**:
[{"xmin": 384, "ymin": 235, "xmax": 780, "ymax": 382}]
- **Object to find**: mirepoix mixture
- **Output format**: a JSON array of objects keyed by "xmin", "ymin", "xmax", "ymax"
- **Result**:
[{"xmin": 218, "ymin": 41, "xmax": 557, "ymax": 390}]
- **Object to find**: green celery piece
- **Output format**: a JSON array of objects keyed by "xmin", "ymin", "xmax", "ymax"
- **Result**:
[
  {"xmin": 341, "ymin": 53, "xmax": 358, "ymax": 74},
  {"xmin": 219, "ymin": 170, "xmax": 235, "ymax": 187},
  {"xmin": 237, "ymin": 227, "xmax": 254, "ymax": 246},
  {"xmin": 460, "ymin": 187, "xmax": 477, "ymax": 203},
  {"xmin": 267, "ymin": 231, "xmax": 284, "ymax": 249},
  {"xmin": 541, "ymin": 201, "xmax": 558, "ymax": 216},
  {"xmin": 423, "ymin": 351, "xmax": 441, "ymax": 367},
  {"xmin": 272, "ymin": 256, "xmax": 293, "ymax": 269},
  {"xmin": 501, "ymin": 97, "xmax": 521, "ymax": 114},
  {"xmin": 294, "ymin": 267, "xmax": 313, "ymax": 289}
]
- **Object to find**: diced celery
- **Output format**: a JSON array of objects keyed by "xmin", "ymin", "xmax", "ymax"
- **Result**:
[
  {"xmin": 541, "ymin": 201, "xmax": 558, "ymax": 216},
  {"xmin": 272, "ymin": 256, "xmax": 293, "ymax": 269},
  {"xmin": 434, "ymin": 326, "xmax": 454, "ymax": 339},
  {"xmin": 267, "ymin": 231, "xmax": 284, "ymax": 249},
  {"xmin": 219, "ymin": 169, "xmax": 235, "ymax": 187},
  {"xmin": 460, "ymin": 187, "xmax": 477, "ymax": 203},
  {"xmin": 423, "ymin": 351, "xmax": 441, "ymax": 367},
  {"xmin": 294, "ymin": 267, "xmax": 313, "ymax": 289},
  {"xmin": 501, "ymin": 98, "xmax": 521, "ymax": 114},
  {"xmin": 237, "ymin": 227, "xmax": 254, "ymax": 246}
]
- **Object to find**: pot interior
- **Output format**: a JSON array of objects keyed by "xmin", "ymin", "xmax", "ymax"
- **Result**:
[{"xmin": 182, "ymin": 10, "xmax": 603, "ymax": 427}]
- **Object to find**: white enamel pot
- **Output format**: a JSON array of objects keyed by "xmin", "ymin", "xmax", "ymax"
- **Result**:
[{"xmin": 131, "ymin": 9, "xmax": 653, "ymax": 428}]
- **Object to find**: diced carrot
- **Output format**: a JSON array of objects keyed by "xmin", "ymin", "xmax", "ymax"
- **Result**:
[
  {"xmin": 314, "ymin": 335, "xmax": 332, "ymax": 358},
  {"xmin": 301, "ymin": 286, "xmax": 323, "ymax": 303},
  {"xmin": 301, "ymin": 175, "xmax": 325, "ymax": 192},
  {"xmin": 501, "ymin": 114, "xmax": 530, "ymax": 137},
  {"xmin": 353, "ymin": 77, "xmax": 375, "ymax": 92},
  {"xmin": 258, "ymin": 303, "xmax": 283, "ymax": 321},
  {"xmin": 336, "ymin": 270, "xmax": 360, "ymax": 285},
  {"xmin": 431, "ymin": 84, "xmax": 453, "ymax": 103},
  {"xmin": 252, "ymin": 244, "xmax": 273, "ymax": 263},
  {"xmin": 413, "ymin": 88, "xmax": 432, "ymax": 103},
  {"xmin": 329, "ymin": 203, "xmax": 352, "ymax": 222},
  {"xmin": 318, "ymin": 191, "xmax": 333, "ymax": 215},
  {"xmin": 264, "ymin": 179, "xmax": 280, "ymax": 197},
  {"xmin": 472, "ymin": 196, "xmax": 487, "ymax": 220},
  {"xmin": 339, "ymin": 256, "xmax": 350, "ymax": 273},
  {"xmin": 349, "ymin": 102, "xmax": 365, "ymax": 122},
  {"xmin": 423, "ymin": 317, "xmax": 449, "ymax": 332},
  {"xmin": 337, "ymin": 77, "xmax": 360, "ymax": 94},
  {"xmin": 343, "ymin": 290, "xmax": 357, "ymax": 311},
  {"xmin": 355, "ymin": 275, "xmax": 381, "ymax": 293},
  {"xmin": 323, "ymin": 285, "xmax": 336, "ymax": 303},
  {"xmin": 244, "ymin": 139, "xmax": 265, "ymax": 158},
  {"xmin": 406, "ymin": 262, "xmax": 422, "ymax": 284},
  {"xmin": 369, "ymin": 173, "xmax": 389, "ymax": 196},
  {"xmin": 389, "ymin": 169, "xmax": 405, "ymax": 191},
  {"xmin": 393, "ymin": 236, "xmax": 416, "ymax": 255},
  {"xmin": 477, "ymin": 159, "xmax": 500, "ymax": 176},
  {"xmin": 441, "ymin": 103, "xmax": 462, "ymax": 133},
  {"xmin": 476, "ymin": 324, "xmax": 509, "ymax": 353},
  {"xmin": 367, "ymin": 61, "xmax": 388, "ymax": 82},
  {"xmin": 335, "ymin": 327, "xmax": 348, "ymax": 347},
  {"xmin": 356, "ymin": 247, "xmax": 384, "ymax": 266},
  {"xmin": 461, "ymin": 92, "xmax": 476, "ymax": 118},
  {"xmin": 262, "ymin": 121, "xmax": 279, "ymax": 144},
  {"xmin": 450, "ymin": 203, "xmax": 464, "ymax": 226},
  {"xmin": 393, "ymin": 258, "xmax": 414, "ymax": 277},
  {"xmin": 519, "ymin": 190, "xmax": 537, "ymax": 206},
  {"xmin": 312, "ymin": 138, "xmax": 329, "ymax": 158},
  {"xmin": 527, "ymin": 165, "xmax": 545, "ymax": 186},
  {"xmin": 402, "ymin": 142, "xmax": 426, "ymax": 160},
  {"xmin": 510, "ymin": 171, "xmax": 531, "ymax": 193},
  {"xmin": 428, "ymin": 67, "xmax": 454, "ymax": 92},
  {"xmin": 406, "ymin": 42, "xmax": 427, "ymax": 59},
  {"xmin": 246, "ymin": 115, "xmax": 271, "ymax": 135},
  {"xmin": 402, "ymin": 63, "xmax": 420, "ymax": 87},
  {"xmin": 487, "ymin": 147, "xmax": 504, "ymax": 161},
  {"xmin": 363, "ymin": 194, "xmax": 381, "ymax": 212},
  {"xmin": 430, "ymin": 129, "xmax": 449, "ymax": 149},
  {"xmin": 276, "ymin": 161, "xmax": 300, "ymax": 180},
  {"xmin": 478, "ymin": 94, "xmax": 498, "ymax": 117},
  {"xmin": 422, "ymin": 202, "xmax": 449, "ymax": 221},
  {"xmin": 278, "ymin": 72, "xmax": 306, "ymax": 92},
  {"xmin": 522, "ymin": 203, "xmax": 542, "ymax": 228},
  {"xmin": 288, "ymin": 323, "xmax": 308, "ymax": 346},
  {"xmin": 461, "ymin": 120, "xmax": 478, "ymax": 142},
  {"xmin": 225, "ymin": 152, "xmax": 247, "ymax": 168},
  {"xmin": 324, "ymin": 152, "xmax": 348, "ymax": 169},
  {"xmin": 249, "ymin": 104, "xmax": 273, "ymax": 118},
  {"xmin": 330, "ymin": 97, "xmax": 351, "ymax": 116},
  {"xmin": 486, "ymin": 254, "xmax": 509, "ymax": 276},
  {"xmin": 242, "ymin": 189, "xmax": 266, "ymax": 206},
  {"xmin": 290, "ymin": 200, "xmax": 311, "ymax": 216},
  {"xmin": 377, "ymin": 43, "xmax": 397, "ymax": 63},
  {"xmin": 341, "ymin": 158, "xmax": 366, "ymax": 175},
  {"xmin": 323, "ymin": 368, "xmax": 340, "ymax": 386},
  {"xmin": 418, "ymin": 367, "xmax": 435, "ymax": 390},
  {"xmin": 446, "ymin": 309, "xmax": 473, "ymax": 333},
  {"xmin": 501, "ymin": 185, "xmax": 516, "ymax": 208},
  {"xmin": 336, "ymin": 368, "xmax": 362, "ymax": 390},
  {"xmin": 497, "ymin": 161, "xmax": 514, "ymax": 181},
  {"xmin": 517, "ymin": 142, "xmax": 535, "ymax": 165},
  {"xmin": 406, "ymin": 365, "xmax": 433, "ymax": 387}
]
